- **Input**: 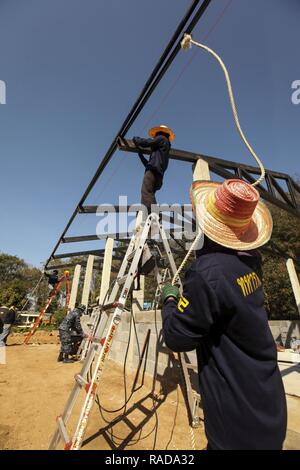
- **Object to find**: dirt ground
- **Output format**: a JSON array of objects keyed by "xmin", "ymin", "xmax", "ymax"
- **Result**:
[
  {"xmin": 1, "ymin": 332, "xmax": 300, "ymax": 450},
  {"xmin": 0, "ymin": 333, "xmax": 206, "ymax": 450}
]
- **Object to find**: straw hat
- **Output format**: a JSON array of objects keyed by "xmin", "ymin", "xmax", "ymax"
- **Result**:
[
  {"xmin": 149, "ymin": 125, "xmax": 175, "ymax": 141},
  {"xmin": 190, "ymin": 179, "xmax": 273, "ymax": 251}
]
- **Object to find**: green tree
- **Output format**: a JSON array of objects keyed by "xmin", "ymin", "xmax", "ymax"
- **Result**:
[
  {"xmin": 0, "ymin": 253, "xmax": 45, "ymax": 309},
  {"xmin": 0, "ymin": 253, "xmax": 27, "ymax": 284},
  {"xmin": 262, "ymin": 180, "xmax": 300, "ymax": 320}
]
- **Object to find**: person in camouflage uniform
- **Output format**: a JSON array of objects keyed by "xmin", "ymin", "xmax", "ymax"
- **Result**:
[{"xmin": 58, "ymin": 304, "xmax": 86, "ymax": 363}]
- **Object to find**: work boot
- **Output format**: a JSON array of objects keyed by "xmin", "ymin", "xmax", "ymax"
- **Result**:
[
  {"xmin": 63, "ymin": 354, "xmax": 75, "ymax": 363},
  {"xmin": 57, "ymin": 351, "xmax": 64, "ymax": 362}
]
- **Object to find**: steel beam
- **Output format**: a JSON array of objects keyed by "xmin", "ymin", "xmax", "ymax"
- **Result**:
[
  {"xmin": 62, "ymin": 233, "xmax": 130, "ymax": 244},
  {"xmin": 119, "ymin": 140, "xmax": 300, "ymax": 219},
  {"xmin": 61, "ymin": 227, "xmax": 191, "ymax": 244},
  {"xmin": 119, "ymin": 139, "xmax": 295, "ymax": 180},
  {"xmin": 52, "ymin": 249, "xmax": 124, "ymax": 260}
]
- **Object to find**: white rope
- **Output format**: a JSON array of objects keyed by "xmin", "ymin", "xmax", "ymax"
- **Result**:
[
  {"xmin": 172, "ymin": 231, "xmax": 202, "ymax": 286},
  {"xmin": 181, "ymin": 33, "xmax": 265, "ymax": 188},
  {"xmin": 171, "ymin": 34, "xmax": 267, "ymax": 286},
  {"xmin": 20, "ymin": 273, "xmax": 44, "ymax": 312},
  {"xmin": 167, "ymin": 36, "xmax": 268, "ymax": 448}
]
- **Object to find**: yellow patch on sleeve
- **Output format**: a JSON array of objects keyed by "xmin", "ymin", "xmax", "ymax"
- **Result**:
[
  {"xmin": 177, "ymin": 296, "xmax": 190, "ymax": 313},
  {"xmin": 236, "ymin": 272, "xmax": 262, "ymax": 297}
]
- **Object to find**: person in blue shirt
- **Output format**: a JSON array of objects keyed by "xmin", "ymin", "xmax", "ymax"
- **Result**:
[
  {"xmin": 58, "ymin": 304, "xmax": 86, "ymax": 363},
  {"xmin": 133, "ymin": 124, "xmax": 175, "ymax": 215},
  {"xmin": 162, "ymin": 179, "xmax": 287, "ymax": 450}
]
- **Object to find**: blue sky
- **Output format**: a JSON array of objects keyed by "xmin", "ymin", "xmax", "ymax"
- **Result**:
[{"xmin": 0, "ymin": 0, "xmax": 299, "ymax": 267}]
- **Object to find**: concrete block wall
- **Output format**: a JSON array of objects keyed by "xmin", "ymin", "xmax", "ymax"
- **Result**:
[
  {"xmin": 109, "ymin": 310, "xmax": 195, "ymax": 378},
  {"xmin": 269, "ymin": 321, "xmax": 300, "ymax": 348},
  {"xmin": 102, "ymin": 312, "xmax": 300, "ymax": 374}
]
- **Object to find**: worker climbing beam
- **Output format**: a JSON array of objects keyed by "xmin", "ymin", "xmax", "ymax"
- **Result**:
[
  {"xmin": 118, "ymin": 139, "xmax": 300, "ymax": 219},
  {"xmin": 118, "ymin": 139, "xmax": 291, "ymax": 179}
]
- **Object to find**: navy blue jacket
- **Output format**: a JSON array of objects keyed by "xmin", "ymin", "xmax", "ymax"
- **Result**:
[
  {"xmin": 45, "ymin": 271, "xmax": 59, "ymax": 287},
  {"xmin": 162, "ymin": 248, "xmax": 287, "ymax": 450},
  {"xmin": 0, "ymin": 307, "xmax": 16, "ymax": 325},
  {"xmin": 59, "ymin": 308, "xmax": 84, "ymax": 335},
  {"xmin": 133, "ymin": 135, "xmax": 170, "ymax": 176}
]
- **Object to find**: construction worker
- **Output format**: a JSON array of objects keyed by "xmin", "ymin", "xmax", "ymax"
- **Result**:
[
  {"xmin": 133, "ymin": 125, "xmax": 175, "ymax": 215},
  {"xmin": 161, "ymin": 179, "xmax": 287, "ymax": 450},
  {"xmin": 0, "ymin": 306, "xmax": 16, "ymax": 347},
  {"xmin": 44, "ymin": 269, "xmax": 59, "ymax": 291},
  {"xmin": 58, "ymin": 304, "xmax": 86, "ymax": 363}
]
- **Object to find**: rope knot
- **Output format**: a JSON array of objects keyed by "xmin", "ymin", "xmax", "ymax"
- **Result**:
[{"xmin": 181, "ymin": 33, "xmax": 193, "ymax": 50}]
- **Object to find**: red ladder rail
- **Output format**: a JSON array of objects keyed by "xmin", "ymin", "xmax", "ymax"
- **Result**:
[{"xmin": 24, "ymin": 270, "xmax": 70, "ymax": 344}]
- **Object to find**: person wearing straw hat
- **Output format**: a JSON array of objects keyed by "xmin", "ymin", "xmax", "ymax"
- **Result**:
[
  {"xmin": 133, "ymin": 125, "xmax": 175, "ymax": 215},
  {"xmin": 161, "ymin": 179, "xmax": 287, "ymax": 450}
]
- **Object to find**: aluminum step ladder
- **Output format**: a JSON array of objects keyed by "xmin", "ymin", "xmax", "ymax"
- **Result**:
[
  {"xmin": 49, "ymin": 213, "xmax": 200, "ymax": 450},
  {"xmin": 77, "ymin": 305, "xmax": 102, "ymax": 361}
]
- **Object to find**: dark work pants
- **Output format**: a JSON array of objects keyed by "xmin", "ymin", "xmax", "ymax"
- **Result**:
[
  {"xmin": 0, "ymin": 323, "xmax": 12, "ymax": 346},
  {"xmin": 141, "ymin": 170, "xmax": 163, "ymax": 215},
  {"xmin": 59, "ymin": 329, "xmax": 73, "ymax": 354}
]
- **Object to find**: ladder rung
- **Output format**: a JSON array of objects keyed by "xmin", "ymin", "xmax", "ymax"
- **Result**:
[
  {"xmin": 57, "ymin": 416, "xmax": 70, "ymax": 445},
  {"xmin": 185, "ymin": 364, "xmax": 197, "ymax": 371},
  {"xmin": 133, "ymin": 222, "xmax": 145, "ymax": 234},
  {"xmin": 99, "ymin": 301, "xmax": 123, "ymax": 310},
  {"xmin": 136, "ymin": 403, "xmax": 151, "ymax": 416},
  {"xmin": 75, "ymin": 374, "xmax": 96, "ymax": 394},
  {"xmin": 87, "ymin": 336, "xmax": 103, "ymax": 345},
  {"xmin": 126, "ymin": 244, "xmax": 145, "ymax": 262},
  {"xmin": 126, "ymin": 250, "xmax": 137, "ymax": 262},
  {"xmin": 122, "ymin": 416, "xmax": 136, "ymax": 431},
  {"xmin": 151, "ymin": 393, "xmax": 163, "ymax": 403},
  {"xmin": 193, "ymin": 394, "xmax": 201, "ymax": 405},
  {"xmin": 74, "ymin": 374, "xmax": 88, "ymax": 388},
  {"xmin": 117, "ymin": 275, "xmax": 128, "ymax": 285}
]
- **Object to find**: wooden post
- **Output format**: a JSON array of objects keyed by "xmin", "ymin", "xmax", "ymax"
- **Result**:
[
  {"xmin": 192, "ymin": 158, "xmax": 210, "ymax": 250},
  {"xmin": 193, "ymin": 158, "xmax": 210, "ymax": 182},
  {"xmin": 286, "ymin": 259, "xmax": 300, "ymax": 315},
  {"xmin": 69, "ymin": 264, "xmax": 81, "ymax": 310},
  {"xmin": 81, "ymin": 255, "xmax": 95, "ymax": 308},
  {"xmin": 99, "ymin": 238, "xmax": 114, "ymax": 305}
]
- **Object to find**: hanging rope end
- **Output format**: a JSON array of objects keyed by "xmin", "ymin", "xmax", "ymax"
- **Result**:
[{"xmin": 181, "ymin": 33, "xmax": 193, "ymax": 50}]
